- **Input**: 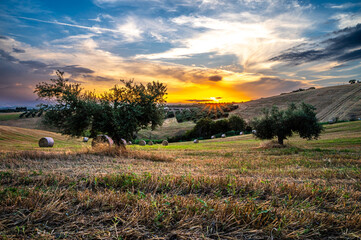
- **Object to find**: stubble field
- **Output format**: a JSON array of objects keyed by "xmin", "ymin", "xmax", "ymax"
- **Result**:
[{"xmin": 0, "ymin": 121, "xmax": 361, "ymax": 239}]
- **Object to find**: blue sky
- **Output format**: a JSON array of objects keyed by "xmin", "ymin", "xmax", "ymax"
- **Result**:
[{"xmin": 0, "ymin": 0, "xmax": 360, "ymax": 106}]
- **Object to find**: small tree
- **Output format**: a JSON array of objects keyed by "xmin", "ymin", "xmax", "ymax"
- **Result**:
[
  {"xmin": 228, "ymin": 115, "xmax": 246, "ymax": 132},
  {"xmin": 35, "ymin": 70, "xmax": 167, "ymax": 147},
  {"xmin": 251, "ymin": 103, "xmax": 323, "ymax": 145}
]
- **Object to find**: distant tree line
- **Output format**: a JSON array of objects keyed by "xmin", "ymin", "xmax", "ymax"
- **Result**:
[
  {"xmin": 165, "ymin": 104, "xmax": 239, "ymax": 123},
  {"xmin": 0, "ymin": 107, "xmax": 27, "ymax": 113},
  {"xmin": 168, "ymin": 115, "xmax": 251, "ymax": 142}
]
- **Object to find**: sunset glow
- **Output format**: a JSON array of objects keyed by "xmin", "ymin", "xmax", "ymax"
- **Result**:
[{"xmin": 0, "ymin": 1, "xmax": 361, "ymax": 106}]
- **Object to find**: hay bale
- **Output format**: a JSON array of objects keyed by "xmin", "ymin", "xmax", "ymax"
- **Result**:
[
  {"xmin": 128, "ymin": 141, "xmax": 132, "ymax": 145},
  {"xmin": 162, "ymin": 140, "xmax": 169, "ymax": 146},
  {"xmin": 38, "ymin": 137, "xmax": 54, "ymax": 148},
  {"xmin": 252, "ymin": 130, "xmax": 257, "ymax": 134},
  {"xmin": 211, "ymin": 135, "xmax": 215, "ymax": 139},
  {"xmin": 139, "ymin": 140, "xmax": 146, "ymax": 146},
  {"xmin": 148, "ymin": 141, "xmax": 154, "ymax": 145},
  {"xmin": 221, "ymin": 134, "xmax": 226, "ymax": 138},
  {"xmin": 92, "ymin": 135, "xmax": 114, "ymax": 147},
  {"xmin": 239, "ymin": 132, "xmax": 243, "ymax": 135},
  {"xmin": 193, "ymin": 139, "xmax": 199, "ymax": 143},
  {"xmin": 83, "ymin": 137, "xmax": 89, "ymax": 142},
  {"xmin": 121, "ymin": 138, "xmax": 127, "ymax": 146}
]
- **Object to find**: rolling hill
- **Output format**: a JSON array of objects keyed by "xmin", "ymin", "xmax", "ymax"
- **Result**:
[{"xmin": 234, "ymin": 83, "xmax": 361, "ymax": 121}]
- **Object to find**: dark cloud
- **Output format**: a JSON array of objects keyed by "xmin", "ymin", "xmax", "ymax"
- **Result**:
[
  {"xmin": 336, "ymin": 49, "xmax": 361, "ymax": 62},
  {"xmin": 61, "ymin": 65, "xmax": 94, "ymax": 76},
  {"xmin": 20, "ymin": 60, "xmax": 48, "ymax": 68},
  {"xmin": 186, "ymin": 99, "xmax": 213, "ymax": 103},
  {"xmin": 12, "ymin": 48, "xmax": 25, "ymax": 53},
  {"xmin": 82, "ymin": 74, "xmax": 115, "ymax": 82},
  {"xmin": 0, "ymin": 49, "xmax": 18, "ymax": 62},
  {"xmin": 208, "ymin": 75, "xmax": 222, "ymax": 82},
  {"xmin": 270, "ymin": 24, "xmax": 361, "ymax": 64}
]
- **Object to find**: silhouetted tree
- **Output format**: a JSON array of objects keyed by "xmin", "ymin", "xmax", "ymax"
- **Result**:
[{"xmin": 35, "ymin": 70, "xmax": 167, "ymax": 147}]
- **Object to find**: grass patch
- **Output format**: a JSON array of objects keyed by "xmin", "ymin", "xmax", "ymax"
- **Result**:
[{"xmin": 0, "ymin": 112, "xmax": 22, "ymax": 121}]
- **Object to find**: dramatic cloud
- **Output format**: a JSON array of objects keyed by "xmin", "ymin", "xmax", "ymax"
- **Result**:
[
  {"xmin": 0, "ymin": 0, "xmax": 361, "ymax": 105},
  {"xmin": 270, "ymin": 24, "xmax": 361, "ymax": 64}
]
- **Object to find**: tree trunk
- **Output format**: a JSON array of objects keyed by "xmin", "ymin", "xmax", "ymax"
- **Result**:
[{"xmin": 277, "ymin": 136, "xmax": 284, "ymax": 145}]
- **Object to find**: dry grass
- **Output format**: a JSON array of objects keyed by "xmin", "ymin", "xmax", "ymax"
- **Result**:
[{"xmin": 0, "ymin": 121, "xmax": 361, "ymax": 239}]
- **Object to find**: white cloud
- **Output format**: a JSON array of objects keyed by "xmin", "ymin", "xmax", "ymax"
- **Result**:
[
  {"xmin": 332, "ymin": 13, "xmax": 361, "ymax": 29},
  {"xmin": 116, "ymin": 17, "xmax": 143, "ymax": 42},
  {"xmin": 136, "ymin": 12, "xmax": 310, "ymax": 73}
]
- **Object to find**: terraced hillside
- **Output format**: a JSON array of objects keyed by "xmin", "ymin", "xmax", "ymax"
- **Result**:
[{"xmin": 234, "ymin": 84, "xmax": 361, "ymax": 121}]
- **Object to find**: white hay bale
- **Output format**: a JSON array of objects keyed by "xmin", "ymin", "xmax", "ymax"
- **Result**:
[
  {"xmin": 83, "ymin": 137, "xmax": 89, "ymax": 142},
  {"xmin": 239, "ymin": 132, "xmax": 243, "ymax": 135},
  {"xmin": 148, "ymin": 141, "xmax": 154, "ymax": 145},
  {"xmin": 128, "ymin": 141, "xmax": 132, "ymax": 145},
  {"xmin": 38, "ymin": 137, "xmax": 54, "ymax": 147},
  {"xmin": 162, "ymin": 140, "xmax": 169, "ymax": 146},
  {"xmin": 139, "ymin": 140, "xmax": 146, "ymax": 146},
  {"xmin": 211, "ymin": 135, "xmax": 215, "ymax": 139},
  {"xmin": 193, "ymin": 139, "xmax": 199, "ymax": 143},
  {"xmin": 121, "ymin": 138, "xmax": 127, "ymax": 146},
  {"xmin": 221, "ymin": 134, "xmax": 226, "ymax": 138},
  {"xmin": 91, "ymin": 135, "xmax": 114, "ymax": 147},
  {"xmin": 252, "ymin": 130, "xmax": 257, "ymax": 134}
]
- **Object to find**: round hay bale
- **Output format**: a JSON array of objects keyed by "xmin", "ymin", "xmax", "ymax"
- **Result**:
[
  {"xmin": 221, "ymin": 134, "xmax": 226, "ymax": 138},
  {"xmin": 92, "ymin": 135, "xmax": 114, "ymax": 147},
  {"xmin": 128, "ymin": 141, "xmax": 132, "ymax": 145},
  {"xmin": 252, "ymin": 130, "xmax": 257, "ymax": 134},
  {"xmin": 83, "ymin": 137, "xmax": 89, "ymax": 142},
  {"xmin": 139, "ymin": 140, "xmax": 146, "ymax": 146},
  {"xmin": 239, "ymin": 132, "xmax": 243, "ymax": 135},
  {"xmin": 121, "ymin": 138, "xmax": 127, "ymax": 146},
  {"xmin": 193, "ymin": 139, "xmax": 199, "ymax": 143},
  {"xmin": 38, "ymin": 137, "xmax": 54, "ymax": 148},
  {"xmin": 162, "ymin": 140, "xmax": 169, "ymax": 146},
  {"xmin": 211, "ymin": 135, "xmax": 215, "ymax": 139},
  {"xmin": 148, "ymin": 141, "xmax": 154, "ymax": 145}
]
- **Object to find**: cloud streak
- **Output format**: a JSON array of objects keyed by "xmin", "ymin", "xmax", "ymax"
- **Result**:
[{"xmin": 270, "ymin": 24, "xmax": 361, "ymax": 64}]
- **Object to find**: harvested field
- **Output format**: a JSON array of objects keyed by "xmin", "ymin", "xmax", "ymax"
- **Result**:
[{"xmin": 0, "ymin": 121, "xmax": 361, "ymax": 239}]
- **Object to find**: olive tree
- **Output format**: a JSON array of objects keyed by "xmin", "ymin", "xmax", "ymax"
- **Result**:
[
  {"xmin": 251, "ymin": 103, "xmax": 323, "ymax": 145},
  {"xmin": 35, "ymin": 70, "xmax": 167, "ymax": 146}
]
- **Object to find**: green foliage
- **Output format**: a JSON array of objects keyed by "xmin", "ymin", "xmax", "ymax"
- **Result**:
[
  {"xmin": 169, "ymin": 104, "xmax": 238, "ymax": 123},
  {"xmin": 169, "ymin": 115, "xmax": 248, "ymax": 142},
  {"xmin": 34, "ymin": 70, "xmax": 167, "ymax": 146},
  {"xmin": 228, "ymin": 115, "xmax": 246, "ymax": 132},
  {"xmin": 251, "ymin": 103, "xmax": 323, "ymax": 145}
]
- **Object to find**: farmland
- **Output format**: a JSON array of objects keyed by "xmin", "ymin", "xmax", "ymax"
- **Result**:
[{"xmin": 0, "ymin": 121, "xmax": 361, "ymax": 239}]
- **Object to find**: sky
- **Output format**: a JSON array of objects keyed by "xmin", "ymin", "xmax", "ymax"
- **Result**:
[{"xmin": 0, "ymin": 0, "xmax": 361, "ymax": 106}]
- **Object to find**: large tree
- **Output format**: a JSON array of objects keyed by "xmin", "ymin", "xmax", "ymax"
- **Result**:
[
  {"xmin": 35, "ymin": 70, "xmax": 167, "ymax": 146},
  {"xmin": 251, "ymin": 103, "xmax": 323, "ymax": 145}
]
